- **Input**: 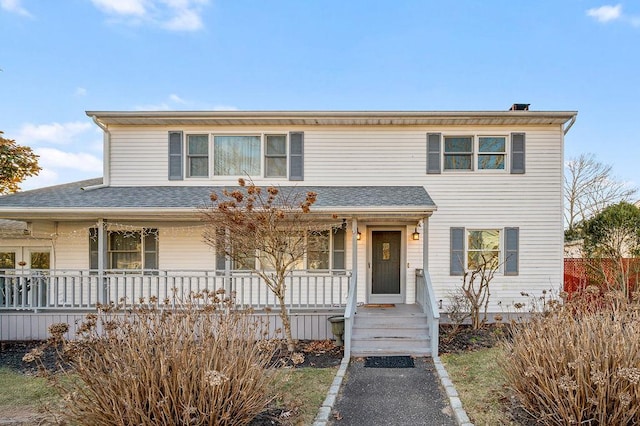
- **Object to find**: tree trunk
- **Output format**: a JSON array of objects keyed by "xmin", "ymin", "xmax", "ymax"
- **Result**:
[{"xmin": 277, "ymin": 293, "xmax": 295, "ymax": 352}]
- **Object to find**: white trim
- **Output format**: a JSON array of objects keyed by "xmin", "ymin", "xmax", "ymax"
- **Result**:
[{"xmin": 366, "ymin": 226, "xmax": 406, "ymax": 304}]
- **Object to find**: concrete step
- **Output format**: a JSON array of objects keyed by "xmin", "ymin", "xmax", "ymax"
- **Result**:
[
  {"xmin": 352, "ymin": 328, "xmax": 430, "ymax": 339},
  {"xmin": 351, "ymin": 338, "xmax": 432, "ymax": 357},
  {"xmin": 353, "ymin": 317, "xmax": 429, "ymax": 329}
]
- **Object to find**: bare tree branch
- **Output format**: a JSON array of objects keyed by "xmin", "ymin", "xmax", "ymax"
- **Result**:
[{"xmin": 564, "ymin": 153, "xmax": 636, "ymax": 236}]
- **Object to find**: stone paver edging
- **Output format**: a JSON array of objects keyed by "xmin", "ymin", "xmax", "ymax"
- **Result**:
[
  {"xmin": 313, "ymin": 355, "xmax": 473, "ymax": 426},
  {"xmin": 312, "ymin": 357, "xmax": 350, "ymax": 425},
  {"xmin": 433, "ymin": 355, "xmax": 473, "ymax": 426}
]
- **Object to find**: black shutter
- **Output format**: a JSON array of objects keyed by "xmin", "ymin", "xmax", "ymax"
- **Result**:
[
  {"xmin": 450, "ymin": 227, "xmax": 465, "ymax": 276},
  {"xmin": 504, "ymin": 227, "xmax": 519, "ymax": 275},
  {"xmin": 332, "ymin": 227, "xmax": 346, "ymax": 270},
  {"xmin": 427, "ymin": 133, "xmax": 442, "ymax": 174},
  {"xmin": 168, "ymin": 131, "xmax": 183, "ymax": 180},
  {"xmin": 289, "ymin": 132, "xmax": 304, "ymax": 181},
  {"xmin": 511, "ymin": 133, "xmax": 525, "ymax": 174}
]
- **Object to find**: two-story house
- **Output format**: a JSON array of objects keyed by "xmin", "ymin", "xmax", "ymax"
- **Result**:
[{"xmin": 0, "ymin": 107, "xmax": 577, "ymax": 356}]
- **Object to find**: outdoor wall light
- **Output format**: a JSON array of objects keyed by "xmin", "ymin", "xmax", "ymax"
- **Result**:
[
  {"xmin": 412, "ymin": 228, "xmax": 420, "ymax": 240},
  {"xmin": 357, "ymin": 230, "xmax": 362, "ymax": 240}
]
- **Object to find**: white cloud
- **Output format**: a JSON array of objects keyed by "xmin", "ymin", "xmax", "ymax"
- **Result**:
[
  {"xmin": 36, "ymin": 148, "xmax": 103, "ymax": 173},
  {"xmin": 169, "ymin": 93, "xmax": 186, "ymax": 104},
  {"xmin": 20, "ymin": 169, "xmax": 60, "ymax": 191},
  {"xmin": 587, "ymin": 4, "xmax": 622, "ymax": 22},
  {"xmin": 74, "ymin": 87, "xmax": 87, "ymax": 97},
  {"xmin": 90, "ymin": 0, "xmax": 209, "ymax": 31},
  {"xmin": 162, "ymin": 8, "xmax": 202, "ymax": 31},
  {"xmin": 90, "ymin": 0, "xmax": 147, "ymax": 17},
  {"xmin": 17, "ymin": 121, "xmax": 93, "ymax": 145},
  {"xmin": 0, "ymin": 0, "xmax": 32, "ymax": 17}
]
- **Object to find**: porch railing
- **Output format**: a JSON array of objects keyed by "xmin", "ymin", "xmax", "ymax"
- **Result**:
[
  {"xmin": 416, "ymin": 268, "xmax": 440, "ymax": 356},
  {"xmin": 0, "ymin": 269, "xmax": 351, "ymax": 311}
]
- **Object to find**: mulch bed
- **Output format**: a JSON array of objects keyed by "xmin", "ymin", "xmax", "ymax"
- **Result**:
[
  {"xmin": 0, "ymin": 339, "xmax": 343, "ymax": 374},
  {"xmin": 438, "ymin": 323, "xmax": 510, "ymax": 354}
]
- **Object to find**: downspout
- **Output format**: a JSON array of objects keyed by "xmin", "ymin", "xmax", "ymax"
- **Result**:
[{"xmin": 83, "ymin": 115, "xmax": 111, "ymax": 190}]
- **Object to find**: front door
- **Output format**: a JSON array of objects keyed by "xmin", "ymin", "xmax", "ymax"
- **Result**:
[{"xmin": 370, "ymin": 230, "xmax": 402, "ymax": 303}]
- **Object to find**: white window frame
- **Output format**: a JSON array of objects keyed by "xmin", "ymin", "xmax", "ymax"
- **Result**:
[
  {"xmin": 184, "ymin": 133, "xmax": 291, "ymax": 180},
  {"xmin": 186, "ymin": 134, "xmax": 210, "ymax": 178},
  {"xmin": 264, "ymin": 134, "xmax": 288, "ymax": 178},
  {"xmin": 466, "ymin": 228, "xmax": 502, "ymax": 271},
  {"xmin": 441, "ymin": 134, "xmax": 509, "ymax": 173},
  {"xmin": 477, "ymin": 135, "xmax": 507, "ymax": 172}
]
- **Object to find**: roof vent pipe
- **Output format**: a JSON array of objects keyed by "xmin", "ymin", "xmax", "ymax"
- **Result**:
[{"xmin": 510, "ymin": 103, "xmax": 530, "ymax": 111}]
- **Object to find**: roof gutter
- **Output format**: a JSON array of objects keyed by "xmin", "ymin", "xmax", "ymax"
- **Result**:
[
  {"xmin": 88, "ymin": 114, "xmax": 111, "ymax": 189},
  {"xmin": 563, "ymin": 113, "xmax": 577, "ymax": 135}
]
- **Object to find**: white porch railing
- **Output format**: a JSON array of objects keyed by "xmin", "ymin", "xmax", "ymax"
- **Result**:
[
  {"xmin": 415, "ymin": 268, "xmax": 440, "ymax": 356},
  {"xmin": 0, "ymin": 270, "xmax": 351, "ymax": 311}
]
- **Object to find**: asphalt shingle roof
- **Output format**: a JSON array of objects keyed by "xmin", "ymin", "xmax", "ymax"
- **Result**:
[{"xmin": 0, "ymin": 178, "xmax": 436, "ymax": 210}]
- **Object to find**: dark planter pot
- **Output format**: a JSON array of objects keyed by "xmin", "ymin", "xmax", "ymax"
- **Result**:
[{"xmin": 328, "ymin": 315, "xmax": 345, "ymax": 346}]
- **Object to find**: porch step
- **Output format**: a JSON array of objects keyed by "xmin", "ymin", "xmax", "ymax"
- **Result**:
[{"xmin": 350, "ymin": 310, "xmax": 432, "ymax": 357}]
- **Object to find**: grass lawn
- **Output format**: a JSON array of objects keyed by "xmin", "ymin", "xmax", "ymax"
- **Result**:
[
  {"xmin": 0, "ymin": 366, "xmax": 336, "ymax": 425},
  {"xmin": 440, "ymin": 347, "xmax": 517, "ymax": 426},
  {"xmin": 276, "ymin": 367, "xmax": 337, "ymax": 425}
]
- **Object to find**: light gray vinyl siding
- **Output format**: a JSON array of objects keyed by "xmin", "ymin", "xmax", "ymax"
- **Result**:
[{"xmin": 101, "ymin": 124, "xmax": 563, "ymax": 311}]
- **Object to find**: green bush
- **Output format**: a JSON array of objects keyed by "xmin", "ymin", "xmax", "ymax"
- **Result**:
[
  {"xmin": 502, "ymin": 289, "xmax": 640, "ymax": 425},
  {"xmin": 27, "ymin": 292, "xmax": 281, "ymax": 426}
]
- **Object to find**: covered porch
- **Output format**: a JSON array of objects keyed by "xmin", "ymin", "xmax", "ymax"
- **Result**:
[{"xmin": 0, "ymin": 183, "xmax": 441, "ymax": 355}]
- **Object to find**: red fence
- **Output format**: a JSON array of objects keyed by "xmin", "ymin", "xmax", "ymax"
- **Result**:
[{"xmin": 564, "ymin": 258, "xmax": 640, "ymax": 294}]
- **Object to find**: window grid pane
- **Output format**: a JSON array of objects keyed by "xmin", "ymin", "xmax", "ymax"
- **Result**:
[
  {"xmin": 265, "ymin": 135, "xmax": 287, "ymax": 177},
  {"xmin": 214, "ymin": 136, "xmax": 261, "ymax": 176},
  {"xmin": 444, "ymin": 137, "xmax": 473, "ymax": 170},
  {"xmin": 0, "ymin": 252, "xmax": 16, "ymax": 269},
  {"xmin": 478, "ymin": 137, "xmax": 506, "ymax": 170},
  {"xmin": 108, "ymin": 231, "xmax": 142, "ymax": 269},
  {"xmin": 187, "ymin": 135, "xmax": 209, "ymax": 177},
  {"xmin": 467, "ymin": 230, "xmax": 500, "ymax": 269},
  {"xmin": 308, "ymin": 231, "xmax": 330, "ymax": 270}
]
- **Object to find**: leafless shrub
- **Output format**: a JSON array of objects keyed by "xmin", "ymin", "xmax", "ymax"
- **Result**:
[
  {"xmin": 26, "ymin": 293, "xmax": 283, "ymax": 426},
  {"xmin": 502, "ymin": 289, "xmax": 640, "ymax": 425}
]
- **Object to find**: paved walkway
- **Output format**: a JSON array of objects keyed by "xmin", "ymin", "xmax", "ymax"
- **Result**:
[{"xmin": 327, "ymin": 357, "xmax": 457, "ymax": 426}]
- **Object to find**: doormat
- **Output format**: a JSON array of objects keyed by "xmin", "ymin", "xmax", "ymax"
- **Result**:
[
  {"xmin": 364, "ymin": 356, "xmax": 415, "ymax": 368},
  {"xmin": 363, "ymin": 303, "xmax": 395, "ymax": 308}
]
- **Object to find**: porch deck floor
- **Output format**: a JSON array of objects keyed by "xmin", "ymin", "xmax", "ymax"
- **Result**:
[{"xmin": 356, "ymin": 303, "xmax": 424, "ymax": 317}]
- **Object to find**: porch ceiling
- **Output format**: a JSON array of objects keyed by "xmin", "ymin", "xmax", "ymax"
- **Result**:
[{"xmin": 0, "ymin": 179, "xmax": 436, "ymax": 220}]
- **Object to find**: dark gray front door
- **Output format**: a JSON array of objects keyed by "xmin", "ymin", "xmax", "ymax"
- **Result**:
[{"xmin": 371, "ymin": 231, "xmax": 401, "ymax": 300}]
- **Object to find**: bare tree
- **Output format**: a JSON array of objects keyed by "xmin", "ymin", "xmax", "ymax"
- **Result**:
[
  {"xmin": 564, "ymin": 153, "xmax": 636, "ymax": 238},
  {"xmin": 460, "ymin": 254, "xmax": 501, "ymax": 330},
  {"xmin": 201, "ymin": 178, "xmax": 338, "ymax": 352}
]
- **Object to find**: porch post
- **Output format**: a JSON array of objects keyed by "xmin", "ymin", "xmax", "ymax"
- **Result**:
[
  {"xmin": 97, "ymin": 219, "xmax": 108, "ymax": 304},
  {"xmin": 344, "ymin": 217, "xmax": 358, "ymax": 356},
  {"xmin": 351, "ymin": 217, "xmax": 358, "ymax": 298},
  {"xmin": 422, "ymin": 216, "xmax": 429, "ymax": 271}
]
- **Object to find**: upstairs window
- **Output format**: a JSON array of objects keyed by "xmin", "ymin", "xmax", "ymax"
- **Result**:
[
  {"xmin": 265, "ymin": 135, "xmax": 287, "ymax": 178},
  {"xmin": 173, "ymin": 132, "xmax": 303, "ymax": 180},
  {"xmin": 478, "ymin": 137, "xmax": 506, "ymax": 170},
  {"xmin": 440, "ymin": 135, "xmax": 510, "ymax": 172},
  {"xmin": 444, "ymin": 137, "xmax": 473, "ymax": 170},
  {"xmin": 187, "ymin": 135, "xmax": 209, "ymax": 177},
  {"xmin": 214, "ymin": 136, "xmax": 261, "ymax": 176}
]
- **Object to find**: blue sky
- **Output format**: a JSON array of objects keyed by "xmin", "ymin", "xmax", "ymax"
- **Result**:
[{"xmin": 1, "ymin": 1, "xmax": 639, "ymax": 191}]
